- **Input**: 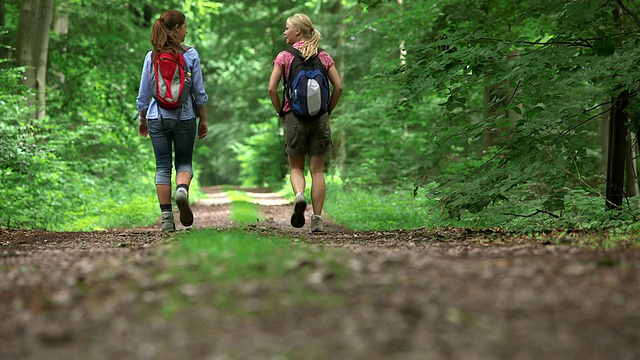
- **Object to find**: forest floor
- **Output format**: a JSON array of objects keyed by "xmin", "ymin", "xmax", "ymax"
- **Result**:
[{"xmin": 1, "ymin": 186, "xmax": 640, "ymax": 360}]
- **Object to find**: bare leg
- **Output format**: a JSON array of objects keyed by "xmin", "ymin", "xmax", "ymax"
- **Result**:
[
  {"xmin": 288, "ymin": 155, "xmax": 306, "ymax": 195},
  {"xmin": 309, "ymin": 154, "xmax": 326, "ymax": 216},
  {"xmin": 156, "ymin": 184, "xmax": 171, "ymax": 204},
  {"xmin": 176, "ymin": 171, "xmax": 192, "ymax": 187},
  {"xmin": 288, "ymin": 154, "xmax": 307, "ymax": 228},
  {"xmin": 157, "ymin": 170, "xmax": 191, "ymax": 205}
]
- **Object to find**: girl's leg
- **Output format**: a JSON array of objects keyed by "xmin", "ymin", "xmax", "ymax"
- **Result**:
[
  {"xmin": 173, "ymin": 119, "xmax": 197, "ymax": 227},
  {"xmin": 309, "ymin": 154, "xmax": 326, "ymax": 216},
  {"xmin": 288, "ymin": 154, "xmax": 306, "ymax": 195},
  {"xmin": 174, "ymin": 119, "xmax": 197, "ymax": 186},
  {"xmin": 148, "ymin": 119, "xmax": 176, "ymax": 231},
  {"xmin": 288, "ymin": 154, "xmax": 307, "ymax": 228}
]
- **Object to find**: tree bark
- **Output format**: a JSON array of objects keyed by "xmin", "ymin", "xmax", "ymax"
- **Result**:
[
  {"xmin": 0, "ymin": 0, "xmax": 8, "ymax": 61},
  {"xmin": 606, "ymin": 91, "xmax": 629, "ymax": 209},
  {"xmin": 482, "ymin": 50, "xmax": 522, "ymax": 150},
  {"xmin": 53, "ymin": 3, "xmax": 69, "ymax": 35},
  {"xmin": 326, "ymin": 0, "xmax": 347, "ymax": 173},
  {"xmin": 15, "ymin": 0, "xmax": 54, "ymax": 119},
  {"xmin": 625, "ymin": 132, "xmax": 639, "ymax": 197},
  {"xmin": 16, "ymin": 0, "xmax": 37, "ymax": 90},
  {"xmin": 600, "ymin": 105, "xmax": 610, "ymax": 175},
  {"xmin": 33, "ymin": 0, "xmax": 55, "ymax": 119},
  {"xmin": 607, "ymin": 5, "xmax": 637, "ymax": 205}
]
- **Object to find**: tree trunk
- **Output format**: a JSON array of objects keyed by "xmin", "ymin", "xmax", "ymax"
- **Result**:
[
  {"xmin": 625, "ymin": 132, "xmax": 639, "ymax": 197},
  {"xmin": 53, "ymin": 2, "xmax": 69, "ymax": 35},
  {"xmin": 16, "ymin": 0, "xmax": 37, "ymax": 90},
  {"xmin": 606, "ymin": 91, "xmax": 629, "ymax": 209},
  {"xmin": 0, "ymin": 0, "xmax": 10, "ymax": 61},
  {"xmin": 33, "ymin": 0, "xmax": 55, "ymax": 119},
  {"xmin": 607, "ymin": 6, "xmax": 635, "ymax": 206},
  {"xmin": 600, "ymin": 105, "xmax": 610, "ymax": 175},
  {"xmin": 326, "ymin": 0, "xmax": 346, "ymax": 174},
  {"xmin": 482, "ymin": 50, "xmax": 522, "ymax": 150}
]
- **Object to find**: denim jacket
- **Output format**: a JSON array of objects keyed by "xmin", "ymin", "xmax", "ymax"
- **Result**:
[{"xmin": 136, "ymin": 47, "xmax": 208, "ymax": 120}]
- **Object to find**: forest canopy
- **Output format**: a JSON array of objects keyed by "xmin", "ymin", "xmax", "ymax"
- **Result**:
[{"xmin": 2, "ymin": 0, "xmax": 640, "ymax": 231}]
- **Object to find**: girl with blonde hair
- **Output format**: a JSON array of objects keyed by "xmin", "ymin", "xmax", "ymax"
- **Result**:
[{"xmin": 268, "ymin": 13, "xmax": 344, "ymax": 232}]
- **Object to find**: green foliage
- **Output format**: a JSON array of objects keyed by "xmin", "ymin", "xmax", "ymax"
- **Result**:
[
  {"xmin": 232, "ymin": 116, "xmax": 288, "ymax": 189},
  {"xmin": 5, "ymin": 0, "xmax": 640, "ymax": 232},
  {"xmin": 341, "ymin": 0, "xmax": 640, "ymax": 224},
  {"xmin": 0, "ymin": 0, "xmax": 172, "ymax": 230},
  {"xmin": 322, "ymin": 172, "xmax": 436, "ymax": 230},
  {"xmin": 323, "ymin": 172, "xmax": 640, "ymax": 234},
  {"xmin": 226, "ymin": 190, "xmax": 261, "ymax": 224}
]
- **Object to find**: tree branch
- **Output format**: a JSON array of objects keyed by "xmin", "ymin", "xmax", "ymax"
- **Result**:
[
  {"xmin": 503, "ymin": 209, "xmax": 561, "ymax": 219},
  {"xmin": 616, "ymin": 0, "xmax": 640, "ymax": 28}
]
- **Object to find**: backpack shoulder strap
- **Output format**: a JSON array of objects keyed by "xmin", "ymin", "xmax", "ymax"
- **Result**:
[
  {"xmin": 285, "ymin": 47, "xmax": 324, "ymax": 61},
  {"xmin": 284, "ymin": 46, "xmax": 303, "ymax": 60}
]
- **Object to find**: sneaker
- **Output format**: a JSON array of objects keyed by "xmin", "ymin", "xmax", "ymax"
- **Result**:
[
  {"xmin": 310, "ymin": 214, "xmax": 324, "ymax": 233},
  {"xmin": 290, "ymin": 192, "xmax": 307, "ymax": 228},
  {"xmin": 175, "ymin": 187, "xmax": 194, "ymax": 227},
  {"xmin": 161, "ymin": 211, "xmax": 176, "ymax": 233}
]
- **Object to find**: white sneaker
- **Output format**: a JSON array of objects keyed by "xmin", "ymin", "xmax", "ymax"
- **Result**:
[
  {"xmin": 175, "ymin": 188, "xmax": 194, "ymax": 227},
  {"xmin": 291, "ymin": 192, "xmax": 307, "ymax": 228},
  {"xmin": 310, "ymin": 214, "xmax": 324, "ymax": 233}
]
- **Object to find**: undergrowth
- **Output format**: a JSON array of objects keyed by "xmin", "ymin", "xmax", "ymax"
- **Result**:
[{"xmin": 316, "ymin": 173, "xmax": 640, "ymax": 245}]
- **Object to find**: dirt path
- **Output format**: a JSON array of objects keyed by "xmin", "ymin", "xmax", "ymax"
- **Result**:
[{"xmin": 1, "ymin": 187, "xmax": 639, "ymax": 359}]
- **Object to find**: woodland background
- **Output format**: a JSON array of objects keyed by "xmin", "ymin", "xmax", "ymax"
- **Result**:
[{"xmin": 3, "ymin": 0, "xmax": 640, "ymax": 233}]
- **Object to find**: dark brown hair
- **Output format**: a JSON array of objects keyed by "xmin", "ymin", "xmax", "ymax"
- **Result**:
[{"xmin": 150, "ymin": 10, "xmax": 185, "ymax": 62}]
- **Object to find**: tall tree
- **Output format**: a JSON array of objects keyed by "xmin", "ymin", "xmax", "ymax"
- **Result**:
[
  {"xmin": 33, "ymin": 0, "xmax": 54, "ymax": 119},
  {"xmin": 16, "ymin": 0, "xmax": 53, "ymax": 119},
  {"xmin": 16, "ymin": 0, "xmax": 36, "ymax": 89},
  {"xmin": 0, "ymin": 0, "xmax": 7, "ymax": 60}
]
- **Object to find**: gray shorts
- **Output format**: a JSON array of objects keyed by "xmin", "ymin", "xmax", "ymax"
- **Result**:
[{"xmin": 283, "ymin": 112, "xmax": 332, "ymax": 156}]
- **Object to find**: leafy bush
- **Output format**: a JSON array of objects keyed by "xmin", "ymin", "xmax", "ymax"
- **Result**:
[{"xmin": 233, "ymin": 117, "xmax": 288, "ymax": 190}]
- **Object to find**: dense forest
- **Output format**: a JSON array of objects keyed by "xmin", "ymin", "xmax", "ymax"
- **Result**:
[{"xmin": 2, "ymin": 0, "xmax": 640, "ymax": 232}]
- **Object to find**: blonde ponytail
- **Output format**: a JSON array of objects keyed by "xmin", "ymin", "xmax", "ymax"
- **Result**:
[{"xmin": 287, "ymin": 13, "xmax": 321, "ymax": 60}]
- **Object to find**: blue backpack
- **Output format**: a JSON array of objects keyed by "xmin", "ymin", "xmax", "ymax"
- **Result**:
[{"xmin": 281, "ymin": 47, "xmax": 330, "ymax": 121}]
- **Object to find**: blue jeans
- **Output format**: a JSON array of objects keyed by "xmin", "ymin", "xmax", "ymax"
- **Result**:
[{"xmin": 147, "ymin": 118, "xmax": 197, "ymax": 185}]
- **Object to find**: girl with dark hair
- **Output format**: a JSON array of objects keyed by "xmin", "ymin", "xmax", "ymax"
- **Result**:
[{"xmin": 136, "ymin": 9, "xmax": 209, "ymax": 232}]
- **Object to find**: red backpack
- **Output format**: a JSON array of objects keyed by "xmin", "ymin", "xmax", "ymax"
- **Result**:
[{"xmin": 151, "ymin": 47, "xmax": 191, "ymax": 110}]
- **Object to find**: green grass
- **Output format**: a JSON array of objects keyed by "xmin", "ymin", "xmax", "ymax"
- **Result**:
[
  {"xmin": 226, "ymin": 190, "xmax": 261, "ymax": 224},
  {"xmin": 171, "ymin": 228, "xmax": 303, "ymax": 281},
  {"xmin": 161, "ymin": 228, "xmax": 349, "ymax": 316},
  {"xmin": 275, "ymin": 172, "xmax": 440, "ymax": 231},
  {"xmin": 324, "ymin": 185, "xmax": 436, "ymax": 231},
  {"xmin": 317, "ymin": 175, "xmax": 640, "ymax": 245}
]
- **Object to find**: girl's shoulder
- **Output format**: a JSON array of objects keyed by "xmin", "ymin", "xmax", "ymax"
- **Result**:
[
  {"xmin": 182, "ymin": 46, "xmax": 199, "ymax": 56},
  {"xmin": 274, "ymin": 50, "xmax": 294, "ymax": 66},
  {"xmin": 182, "ymin": 46, "xmax": 201, "ymax": 66},
  {"xmin": 317, "ymin": 50, "xmax": 334, "ymax": 68}
]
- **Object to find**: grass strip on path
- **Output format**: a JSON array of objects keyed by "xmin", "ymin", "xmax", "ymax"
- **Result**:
[
  {"xmin": 157, "ymin": 188, "xmax": 351, "ymax": 317},
  {"xmin": 161, "ymin": 228, "xmax": 349, "ymax": 316},
  {"xmin": 226, "ymin": 189, "xmax": 261, "ymax": 225}
]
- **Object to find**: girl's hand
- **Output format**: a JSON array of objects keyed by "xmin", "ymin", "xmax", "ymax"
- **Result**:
[
  {"xmin": 138, "ymin": 119, "xmax": 148, "ymax": 138},
  {"xmin": 198, "ymin": 122, "xmax": 208, "ymax": 139}
]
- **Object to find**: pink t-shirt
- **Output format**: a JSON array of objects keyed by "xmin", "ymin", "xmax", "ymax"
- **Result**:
[{"xmin": 274, "ymin": 41, "xmax": 335, "ymax": 112}]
